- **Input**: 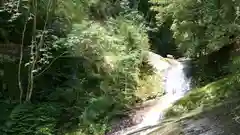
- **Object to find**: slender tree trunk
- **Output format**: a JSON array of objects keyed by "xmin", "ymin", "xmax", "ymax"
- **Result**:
[
  {"xmin": 26, "ymin": 0, "xmax": 37, "ymax": 102},
  {"xmin": 18, "ymin": 20, "xmax": 27, "ymax": 104}
]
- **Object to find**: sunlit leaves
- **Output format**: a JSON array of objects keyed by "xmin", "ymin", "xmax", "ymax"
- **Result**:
[
  {"xmin": 151, "ymin": 0, "xmax": 240, "ymax": 57},
  {"xmin": 58, "ymin": 12, "xmax": 150, "ymax": 133}
]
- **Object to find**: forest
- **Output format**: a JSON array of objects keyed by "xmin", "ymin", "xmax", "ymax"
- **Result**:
[{"xmin": 0, "ymin": 0, "xmax": 240, "ymax": 135}]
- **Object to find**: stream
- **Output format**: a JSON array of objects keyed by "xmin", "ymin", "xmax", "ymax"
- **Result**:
[
  {"xmin": 107, "ymin": 56, "xmax": 240, "ymax": 135},
  {"xmin": 107, "ymin": 59, "xmax": 192, "ymax": 135},
  {"xmin": 136, "ymin": 60, "xmax": 191, "ymax": 132}
]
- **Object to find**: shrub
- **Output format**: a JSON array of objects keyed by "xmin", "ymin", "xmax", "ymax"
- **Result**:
[{"xmin": 52, "ymin": 15, "xmax": 150, "ymax": 134}]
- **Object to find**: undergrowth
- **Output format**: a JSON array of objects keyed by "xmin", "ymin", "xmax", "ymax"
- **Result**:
[
  {"xmin": 136, "ymin": 54, "xmax": 165, "ymax": 101},
  {"xmin": 0, "ymin": 12, "xmax": 159, "ymax": 135}
]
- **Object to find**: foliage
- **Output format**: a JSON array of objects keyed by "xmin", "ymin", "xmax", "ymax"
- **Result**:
[
  {"xmin": 136, "ymin": 54, "xmax": 165, "ymax": 100},
  {"xmin": 150, "ymin": 0, "xmax": 240, "ymax": 128},
  {"xmin": 0, "ymin": 0, "xmax": 153, "ymax": 134},
  {"xmin": 2, "ymin": 0, "xmax": 240, "ymax": 134},
  {"xmin": 148, "ymin": 0, "xmax": 240, "ymax": 86},
  {"xmin": 136, "ymin": 72, "xmax": 163, "ymax": 100},
  {"xmin": 0, "ymin": 103, "xmax": 62, "ymax": 135},
  {"xmin": 165, "ymin": 73, "xmax": 240, "ymax": 117},
  {"xmin": 229, "ymin": 55, "xmax": 240, "ymax": 74},
  {"xmin": 150, "ymin": 0, "xmax": 240, "ymax": 57},
  {"xmin": 59, "ymin": 16, "xmax": 150, "ymax": 134}
]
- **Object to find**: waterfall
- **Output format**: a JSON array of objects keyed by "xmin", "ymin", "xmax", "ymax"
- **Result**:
[
  {"xmin": 136, "ymin": 60, "xmax": 191, "ymax": 134},
  {"xmin": 109, "ymin": 59, "xmax": 192, "ymax": 135},
  {"xmin": 165, "ymin": 61, "xmax": 191, "ymax": 98}
]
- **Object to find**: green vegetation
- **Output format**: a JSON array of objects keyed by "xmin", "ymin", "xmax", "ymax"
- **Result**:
[
  {"xmin": 0, "ymin": 0, "xmax": 240, "ymax": 135},
  {"xmin": 0, "ymin": 0, "xmax": 161, "ymax": 134},
  {"xmin": 137, "ymin": 70, "xmax": 163, "ymax": 100},
  {"xmin": 166, "ymin": 73, "xmax": 240, "ymax": 117},
  {"xmin": 150, "ymin": 0, "xmax": 240, "ymax": 57},
  {"xmin": 149, "ymin": 0, "xmax": 240, "ymax": 131}
]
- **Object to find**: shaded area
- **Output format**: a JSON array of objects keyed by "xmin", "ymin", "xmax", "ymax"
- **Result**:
[
  {"xmin": 132, "ymin": 0, "xmax": 182, "ymax": 57},
  {"xmin": 190, "ymin": 44, "xmax": 235, "ymax": 87},
  {"xmin": 149, "ymin": 101, "xmax": 240, "ymax": 135},
  {"xmin": 0, "ymin": 1, "xmax": 154, "ymax": 135}
]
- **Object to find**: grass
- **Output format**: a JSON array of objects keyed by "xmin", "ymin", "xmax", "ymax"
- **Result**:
[{"xmin": 165, "ymin": 73, "xmax": 240, "ymax": 117}]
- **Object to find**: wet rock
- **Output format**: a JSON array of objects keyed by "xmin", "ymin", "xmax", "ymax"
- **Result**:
[{"xmin": 167, "ymin": 54, "xmax": 174, "ymax": 59}]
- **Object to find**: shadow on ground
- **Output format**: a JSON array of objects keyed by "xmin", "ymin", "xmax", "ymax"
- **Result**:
[{"xmin": 148, "ymin": 101, "xmax": 240, "ymax": 135}]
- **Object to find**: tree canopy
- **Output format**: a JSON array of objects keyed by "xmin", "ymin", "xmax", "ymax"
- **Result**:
[
  {"xmin": 151, "ymin": 0, "xmax": 240, "ymax": 57},
  {"xmin": 0, "ymin": 0, "xmax": 240, "ymax": 135}
]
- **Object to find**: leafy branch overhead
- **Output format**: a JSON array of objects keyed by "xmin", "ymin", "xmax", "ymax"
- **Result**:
[
  {"xmin": 0, "ymin": 0, "xmax": 153, "ymax": 135},
  {"xmin": 1, "ymin": 0, "xmax": 240, "ymax": 135},
  {"xmin": 151, "ymin": 0, "xmax": 240, "ymax": 57}
]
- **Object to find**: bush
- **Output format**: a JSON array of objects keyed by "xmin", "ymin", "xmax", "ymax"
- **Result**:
[
  {"xmin": 0, "ymin": 103, "xmax": 63, "ymax": 135},
  {"xmin": 47, "ymin": 15, "xmax": 150, "ymax": 134},
  {"xmin": 150, "ymin": 0, "xmax": 240, "ymax": 57},
  {"xmin": 0, "ymin": 1, "xmax": 154, "ymax": 135},
  {"xmin": 136, "ymin": 71, "xmax": 164, "ymax": 101}
]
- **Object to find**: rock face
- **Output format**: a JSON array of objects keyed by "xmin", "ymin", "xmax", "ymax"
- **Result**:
[
  {"xmin": 167, "ymin": 54, "xmax": 174, "ymax": 59},
  {"xmin": 146, "ymin": 51, "xmax": 171, "ymax": 74},
  {"xmin": 103, "ymin": 51, "xmax": 173, "ymax": 74},
  {"xmin": 150, "ymin": 102, "xmax": 240, "ymax": 135}
]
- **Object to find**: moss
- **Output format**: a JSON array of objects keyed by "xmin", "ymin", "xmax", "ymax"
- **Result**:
[{"xmin": 165, "ymin": 73, "xmax": 240, "ymax": 117}]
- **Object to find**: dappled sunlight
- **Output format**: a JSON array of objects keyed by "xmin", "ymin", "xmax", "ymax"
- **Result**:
[
  {"xmin": 1, "ymin": 0, "xmax": 240, "ymax": 135},
  {"xmin": 136, "ymin": 73, "xmax": 163, "ymax": 101},
  {"xmin": 166, "ymin": 73, "xmax": 240, "ymax": 118}
]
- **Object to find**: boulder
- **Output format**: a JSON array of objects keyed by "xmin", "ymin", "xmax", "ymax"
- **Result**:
[
  {"xmin": 147, "ymin": 51, "xmax": 171, "ymax": 73},
  {"xmin": 167, "ymin": 54, "xmax": 174, "ymax": 59}
]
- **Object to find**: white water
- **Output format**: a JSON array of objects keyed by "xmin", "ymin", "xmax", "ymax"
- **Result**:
[
  {"xmin": 165, "ymin": 61, "xmax": 191, "ymax": 97},
  {"xmin": 111, "ymin": 60, "xmax": 191, "ymax": 135},
  {"xmin": 136, "ymin": 61, "xmax": 191, "ymax": 134}
]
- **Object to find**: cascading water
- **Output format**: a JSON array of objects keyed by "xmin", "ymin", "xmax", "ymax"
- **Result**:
[
  {"xmin": 165, "ymin": 61, "xmax": 191, "ymax": 99},
  {"xmin": 110, "ymin": 59, "xmax": 191, "ymax": 135},
  {"xmin": 135, "ymin": 60, "xmax": 191, "ymax": 135}
]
